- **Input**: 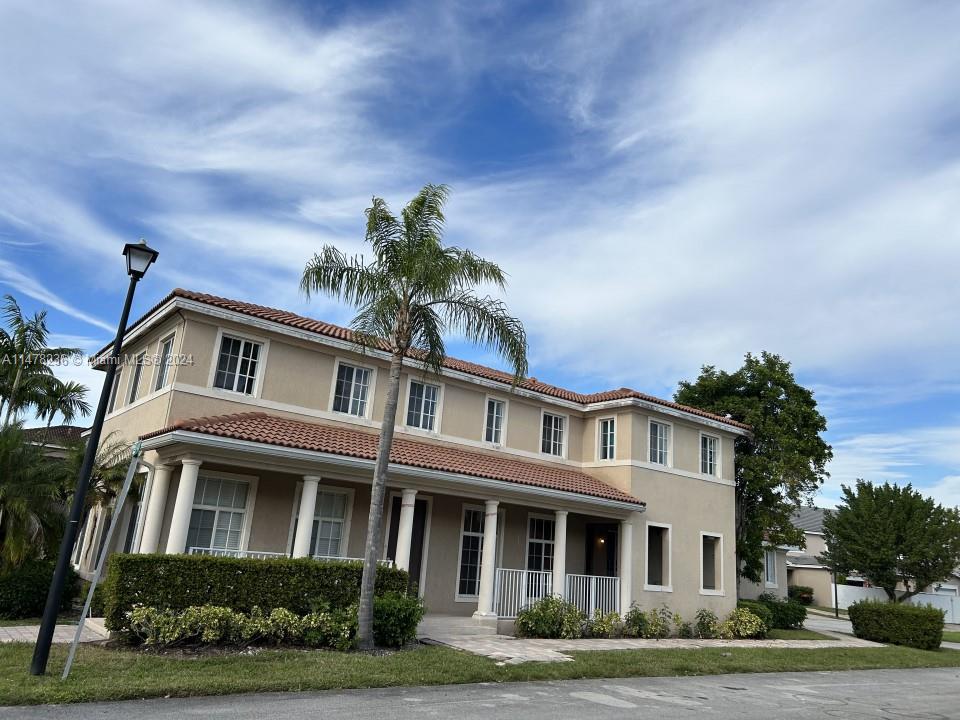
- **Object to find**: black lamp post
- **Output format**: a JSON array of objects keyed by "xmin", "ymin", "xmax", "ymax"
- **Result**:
[{"xmin": 30, "ymin": 240, "xmax": 158, "ymax": 676}]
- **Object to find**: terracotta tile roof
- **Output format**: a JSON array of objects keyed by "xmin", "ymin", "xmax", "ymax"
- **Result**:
[
  {"xmin": 22, "ymin": 425, "xmax": 87, "ymax": 447},
  {"xmin": 142, "ymin": 411, "xmax": 644, "ymax": 507},
  {"xmin": 109, "ymin": 288, "xmax": 749, "ymax": 431}
]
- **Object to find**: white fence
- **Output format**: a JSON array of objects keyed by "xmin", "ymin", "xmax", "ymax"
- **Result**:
[
  {"xmin": 495, "ymin": 569, "xmax": 552, "ymax": 618},
  {"xmin": 831, "ymin": 584, "xmax": 960, "ymax": 623},
  {"xmin": 188, "ymin": 548, "xmax": 382, "ymax": 564},
  {"xmin": 565, "ymin": 574, "xmax": 620, "ymax": 617}
]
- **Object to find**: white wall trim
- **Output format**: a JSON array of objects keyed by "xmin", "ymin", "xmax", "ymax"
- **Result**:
[
  {"xmin": 643, "ymin": 521, "xmax": 673, "ymax": 593},
  {"xmin": 104, "ymin": 383, "xmax": 173, "ymax": 422}
]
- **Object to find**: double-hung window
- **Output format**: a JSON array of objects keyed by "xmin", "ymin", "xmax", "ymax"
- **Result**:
[
  {"xmin": 599, "ymin": 417, "xmax": 616, "ymax": 460},
  {"xmin": 127, "ymin": 352, "xmax": 145, "ymax": 403},
  {"xmin": 332, "ymin": 362, "xmax": 370, "ymax": 417},
  {"xmin": 186, "ymin": 477, "xmax": 249, "ymax": 552},
  {"xmin": 406, "ymin": 380, "xmax": 439, "ymax": 431},
  {"xmin": 457, "ymin": 507, "xmax": 485, "ymax": 597},
  {"xmin": 154, "ymin": 334, "xmax": 175, "ymax": 391},
  {"xmin": 310, "ymin": 490, "xmax": 349, "ymax": 558},
  {"xmin": 764, "ymin": 549, "xmax": 777, "ymax": 586},
  {"xmin": 485, "ymin": 398, "xmax": 505, "ymax": 444},
  {"xmin": 541, "ymin": 413, "xmax": 565, "ymax": 456},
  {"xmin": 700, "ymin": 434, "xmax": 719, "ymax": 476},
  {"xmin": 213, "ymin": 335, "xmax": 261, "ymax": 395},
  {"xmin": 107, "ymin": 370, "xmax": 122, "ymax": 413},
  {"xmin": 527, "ymin": 516, "xmax": 555, "ymax": 573},
  {"xmin": 649, "ymin": 421, "xmax": 671, "ymax": 465}
]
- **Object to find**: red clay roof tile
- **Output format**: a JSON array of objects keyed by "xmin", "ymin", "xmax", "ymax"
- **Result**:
[{"xmin": 142, "ymin": 412, "xmax": 644, "ymax": 507}]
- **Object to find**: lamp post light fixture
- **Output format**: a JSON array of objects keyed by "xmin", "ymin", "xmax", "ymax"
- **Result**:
[{"xmin": 30, "ymin": 240, "xmax": 158, "ymax": 676}]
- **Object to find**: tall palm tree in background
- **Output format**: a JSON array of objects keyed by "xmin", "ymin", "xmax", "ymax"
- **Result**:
[
  {"xmin": 37, "ymin": 378, "xmax": 91, "ymax": 445},
  {"xmin": 301, "ymin": 184, "xmax": 528, "ymax": 649}
]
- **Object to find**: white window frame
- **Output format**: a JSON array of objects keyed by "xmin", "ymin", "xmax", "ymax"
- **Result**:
[
  {"xmin": 597, "ymin": 416, "xmax": 616, "ymax": 461},
  {"xmin": 286, "ymin": 482, "xmax": 355, "ymax": 559},
  {"xmin": 453, "ymin": 503, "xmax": 506, "ymax": 603},
  {"xmin": 127, "ymin": 352, "xmax": 146, "ymax": 404},
  {"xmin": 186, "ymin": 471, "xmax": 259, "ymax": 554},
  {"xmin": 482, "ymin": 395, "xmax": 508, "ymax": 446},
  {"xmin": 699, "ymin": 432, "xmax": 721, "ymax": 478},
  {"xmin": 153, "ymin": 332, "xmax": 176, "ymax": 391},
  {"xmin": 526, "ymin": 512, "xmax": 556, "ymax": 573},
  {"xmin": 643, "ymin": 521, "xmax": 673, "ymax": 592},
  {"xmin": 648, "ymin": 418, "xmax": 673, "ymax": 467},
  {"xmin": 764, "ymin": 548, "xmax": 778, "ymax": 588},
  {"xmin": 403, "ymin": 376, "xmax": 443, "ymax": 432},
  {"xmin": 699, "ymin": 531, "xmax": 724, "ymax": 596},
  {"xmin": 329, "ymin": 357, "xmax": 377, "ymax": 420},
  {"xmin": 207, "ymin": 328, "xmax": 269, "ymax": 398},
  {"xmin": 540, "ymin": 410, "xmax": 567, "ymax": 458},
  {"xmin": 106, "ymin": 369, "xmax": 122, "ymax": 413}
]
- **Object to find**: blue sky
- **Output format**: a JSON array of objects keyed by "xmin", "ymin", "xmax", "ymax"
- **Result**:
[{"xmin": 1, "ymin": 1, "xmax": 959, "ymax": 508}]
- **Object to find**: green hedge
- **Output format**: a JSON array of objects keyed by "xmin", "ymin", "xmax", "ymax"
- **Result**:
[
  {"xmin": 848, "ymin": 601, "xmax": 944, "ymax": 650},
  {"xmin": 737, "ymin": 600, "xmax": 774, "ymax": 630},
  {"xmin": 103, "ymin": 554, "xmax": 410, "ymax": 632},
  {"xmin": 757, "ymin": 592, "xmax": 807, "ymax": 629},
  {"xmin": 0, "ymin": 561, "xmax": 79, "ymax": 619},
  {"xmin": 788, "ymin": 585, "xmax": 814, "ymax": 605}
]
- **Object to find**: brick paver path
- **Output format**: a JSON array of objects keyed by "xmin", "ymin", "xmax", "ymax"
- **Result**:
[{"xmin": 0, "ymin": 622, "xmax": 107, "ymax": 644}]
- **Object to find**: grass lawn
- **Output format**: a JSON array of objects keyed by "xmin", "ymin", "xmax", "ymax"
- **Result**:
[
  {"xmin": 767, "ymin": 628, "xmax": 833, "ymax": 640},
  {"xmin": 2, "ymin": 642, "xmax": 960, "ymax": 706},
  {"xmin": 943, "ymin": 631, "xmax": 960, "ymax": 643}
]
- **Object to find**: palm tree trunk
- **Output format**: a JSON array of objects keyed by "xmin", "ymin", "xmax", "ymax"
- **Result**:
[
  {"xmin": 357, "ymin": 352, "xmax": 404, "ymax": 650},
  {"xmin": 3, "ymin": 365, "xmax": 23, "ymax": 427}
]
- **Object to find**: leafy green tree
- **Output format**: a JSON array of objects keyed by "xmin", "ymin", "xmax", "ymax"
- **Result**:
[
  {"xmin": 822, "ymin": 480, "xmax": 960, "ymax": 602},
  {"xmin": 675, "ymin": 352, "xmax": 832, "ymax": 583},
  {"xmin": 300, "ymin": 184, "xmax": 528, "ymax": 648}
]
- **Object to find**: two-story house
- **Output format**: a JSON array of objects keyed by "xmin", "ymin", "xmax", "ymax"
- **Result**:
[{"xmin": 72, "ymin": 289, "xmax": 748, "ymax": 628}]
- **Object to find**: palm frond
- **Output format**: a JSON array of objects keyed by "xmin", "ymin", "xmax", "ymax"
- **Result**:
[{"xmin": 300, "ymin": 246, "xmax": 388, "ymax": 307}]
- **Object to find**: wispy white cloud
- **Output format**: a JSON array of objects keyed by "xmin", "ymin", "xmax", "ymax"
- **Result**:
[{"xmin": 0, "ymin": 260, "xmax": 114, "ymax": 332}]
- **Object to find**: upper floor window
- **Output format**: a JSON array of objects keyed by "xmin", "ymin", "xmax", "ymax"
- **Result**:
[
  {"xmin": 107, "ymin": 370, "xmax": 122, "ymax": 413},
  {"xmin": 154, "ymin": 334, "xmax": 175, "ymax": 391},
  {"xmin": 127, "ymin": 352, "xmax": 145, "ymax": 403},
  {"xmin": 700, "ymin": 434, "xmax": 719, "ymax": 476},
  {"xmin": 541, "ymin": 412, "xmax": 565, "ymax": 456},
  {"xmin": 406, "ymin": 380, "xmax": 439, "ymax": 431},
  {"xmin": 485, "ymin": 398, "xmax": 505, "ymax": 444},
  {"xmin": 213, "ymin": 335, "xmax": 261, "ymax": 395},
  {"xmin": 333, "ymin": 362, "xmax": 370, "ymax": 417},
  {"xmin": 598, "ymin": 417, "xmax": 615, "ymax": 460},
  {"xmin": 649, "ymin": 421, "xmax": 671, "ymax": 466}
]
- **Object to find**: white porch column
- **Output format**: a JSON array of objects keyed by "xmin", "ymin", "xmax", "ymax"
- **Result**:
[
  {"xmin": 553, "ymin": 510, "xmax": 568, "ymax": 599},
  {"xmin": 138, "ymin": 464, "xmax": 171, "ymax": 554},
  {"xmin": 394, "ymin": 489, "xmax": 418, "ymax": 571},
  {"xmin": 292, "ymin": 475, "xmax": 321, "ymax": 558},
  {"xmin": 473, "ymin": 499, "xmax": 500, "ymax": 619},
  {"xmin": 619, "ymin": 518, "xmax": 634, "ymax": 614},
  {"xmin": 165, "ymin": 459, "xmax": 202, "ymax": 554}
]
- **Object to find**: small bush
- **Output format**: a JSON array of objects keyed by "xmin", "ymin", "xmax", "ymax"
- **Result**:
[
  {"xmin": 515, "ymin": 596, "xmax": 584, "ymax": 639},
  {"xmin": 723, "ymin": 607, "xmax": 767, "ymax": 638},
  {"xmin": 623, "ymin": 604, "xmax": 648, "ymax": 638},
  {"xmin": 694, "ymin": 608, "xmax": 720, "ymax": 639},
  {"xmin": 372, "ymin": 593, "xmax": 425, "ymax": 648},
  {"xmin": 758, "ymin": 592, "xmax": 806, "ymax": 629},
  {"xmin": 672, "ymin": 612, "xmax": 694, "ymax": 639},
  {"xmin": 788, "ymin": 585, "xmax": 814, "ymax": 605},
  {"xmin": 738, "ymin": 600, "xmax": 774, "ymax": 630},
  {"xmin": 586, "ymin": 609, "xmax": 623, "ymax": 639},
  {"xmin": 848, "ymin": 601, "xmax": 944, "ymax": 650},
  {"xmin": 102, "ymin": 554, "xmax": 409, "ymax": 632},
  {"xmin": 645, "ymin": 605, "xmax": 672, "ymax": 639},
  {"xmin": 0, "ymin": 561, "xmax": 79, "ymax": 619}
]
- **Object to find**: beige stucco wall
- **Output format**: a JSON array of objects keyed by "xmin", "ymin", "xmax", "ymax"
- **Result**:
[
  {"xmin": 803, "ymin": 533, "xmax": 827, "ymax": 557},
  {"xmin": 788, "ymin": 566, "xmax": 833, "ymax": 606},
  {"xmin": 739, "ymin": 550, "xmax": 789, "ymax": 600}
]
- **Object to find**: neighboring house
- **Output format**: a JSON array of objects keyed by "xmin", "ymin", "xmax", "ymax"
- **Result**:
[
  {"xmin": 22, "ymin": 424, "xmax": 86, "ymax": 460},
  {"xmin": 739, "ymin": 545, "xmax": 789, "ymax": 601},
  {"xmin": 786, "ymin": 507, "xmax": 833, "ymax": 605},
  {"xmin": 72, "ymin": 288, "xmax": 749, "ymax": 627}
]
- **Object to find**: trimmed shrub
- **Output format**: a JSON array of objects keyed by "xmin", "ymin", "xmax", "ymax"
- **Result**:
[
  {"xmin": 0, "ymin": 561, "xmax": 79, "ymax": 619},
  {"xmin": 758, "ymin": 592, "xmax": 806, "ymax": 629},
  {"xmin": 102, "ymin": 554, "xmax": 409, "ymax": 632},
  {"xmin": 586, "ymin": 610, "xmax": 624, "ymax": 639},
  {"xmin": 788, "ymin": 585, "xmax": 814, "ymax": 606},
  {"xmin": 694, "ymin": 608, "xmax": 720, "ymax": 639},
  {"xmin": 848, "ymin": 601, "xmax": 944, "ymax": 650},
  {"xmin": 515, "ymin": 596, "xmax": 584, "ymax": 639},
  {"xmin": 372, "ymin": 593, "xmax": 425, "ymax": 648},
  {"xmin": 737, "ymin": 600, "xmax": 774, "ymax": 630},
  {"xmin": 721, "ymin": 607, "xmax": 767, "ymax": 638}
]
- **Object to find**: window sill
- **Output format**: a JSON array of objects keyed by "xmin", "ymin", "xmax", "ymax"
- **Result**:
[
  {"xmin": 643, "ymin": 584, "xmax": 673, "ymax": 593},
  {"xmin": 699, "ymin": 589, "xmax": 725, "ymax": 596},
  {"xmin": 765, "ymin": 582, "xmax": 778, "ymax": 589},
  {"xmin": 455, "ymin": 595, "xmax": 479, "ymax": 603}
]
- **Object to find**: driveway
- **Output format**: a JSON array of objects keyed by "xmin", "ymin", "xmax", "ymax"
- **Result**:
[{"xmin": 6, "ymin": 668, "xmax": 960, "ymax": 719}]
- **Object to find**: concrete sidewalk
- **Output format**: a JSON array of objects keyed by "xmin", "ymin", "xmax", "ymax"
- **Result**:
[{"xmin": 0, "ymin": 619, "xmax": 107, "ymax": 644}]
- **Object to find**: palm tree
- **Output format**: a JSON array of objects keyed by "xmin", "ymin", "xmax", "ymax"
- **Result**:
[
  {"xmin": 37, "ymin": 378, "xmax": 91, "ymax": 445},
  {"xmin": 301, "ymin": 184, "xmax": 528, "ymax": 649}
]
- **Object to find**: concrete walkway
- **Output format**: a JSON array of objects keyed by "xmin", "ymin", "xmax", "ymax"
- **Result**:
[{"xmin": 0, "ymin": 619, "xmax": 107, "ymax": 644}]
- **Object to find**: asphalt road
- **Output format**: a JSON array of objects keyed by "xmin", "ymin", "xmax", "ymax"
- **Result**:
[{"xmin": 6, "ymin": 668, "xmax": 960, "ymax": 719}]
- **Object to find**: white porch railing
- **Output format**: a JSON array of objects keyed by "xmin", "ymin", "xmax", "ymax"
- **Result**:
[
  {"xmin": 495, "ymin": 569, "xmax": 552, "ymax": 618},
  {"xmin": 189, "ymin": 547, "xmax": 287, "ymax": 560},
  {"xmin": 565, "ymin": 574, "xmax": 620, "ymax": 617}
]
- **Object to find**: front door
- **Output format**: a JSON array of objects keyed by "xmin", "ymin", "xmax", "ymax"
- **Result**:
[
  {"xmin": 585, "ymin": 523, "xmax": 618, "ymax": 577},
  {"xmin": 385, "ymin": 495, "xmax": 429, "ymax": 595}
]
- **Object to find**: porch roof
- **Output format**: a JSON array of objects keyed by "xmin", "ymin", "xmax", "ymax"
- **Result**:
[{"xmin": 141, "ymin": 411, "xmax": 645, "ymax": 508}]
